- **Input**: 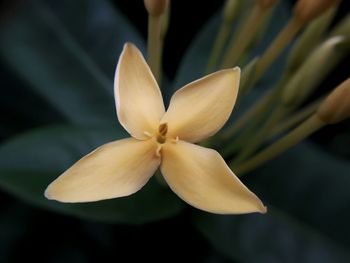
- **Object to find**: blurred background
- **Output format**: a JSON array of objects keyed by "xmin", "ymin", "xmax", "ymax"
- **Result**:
[{"xmin": 0, "ymin": 0, "xmax": 350, "ymax": 262}]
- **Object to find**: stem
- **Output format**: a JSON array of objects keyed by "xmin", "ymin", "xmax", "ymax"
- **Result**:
[
  {"xmin": 221, "ymin": 17, "xmax": 304, "ymax": 141},
  {"xmin": 221, "ymin": 86, "xmax": 277, "ymax": 141},
  {"xmin": 233, "ymin": 114, "xmax": 326, "ymax": 175},
  {"xmin": 223, "ymin": 81, "xmax": 291, "ymax": 157},
  {"xmin": 221, "ymin": 5, "xmax": 264, "ymax": 68},
  {"xmin": 268, "ymin": 97, "xmax": 323, "ymax": 139},
  {"xmin": 222, "ymin": 90, "xmax": 270, "ymax": 140},
  {"xmin": 206, "ymin": 22, "xmax": 232, "ymax": 73},
  {"xmin": 147, "ymin": 15, "xmax": 162, "ymax": 82},
  {"xmin": 221, "ymin": 71, "xmax": 292, "ymax": 151},
  {"xmin": 253, "ymin": 17, "xmax": 304, "ymax": 83},
  {"xmin": 232, "ymin": 105, "xmax": 287, "ymax": 165}
]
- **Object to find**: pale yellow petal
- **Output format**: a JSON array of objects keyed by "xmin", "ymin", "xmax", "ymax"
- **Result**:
[
  {"xmin": 115, "ymin": 43, "xmax": 165, "ymax": 139},
  {"xmin": 161, "ymin": 141, "xmax": 266, "ymax": 214},
  {"xmin": 45, "ymin": 138, "xmax": 160, "ymax": 202},
  {"xmin": 161, "ymin": 68, "xmax": 240, "ymax": 142}
]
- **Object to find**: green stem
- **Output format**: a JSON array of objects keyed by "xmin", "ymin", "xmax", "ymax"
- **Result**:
[
  {"xmin": 221, "ymin": 89, "xmax": 274, "ymax": 141},
  {"xmin": 221, "ymin": 5, "xmax": 264, "ymax": 68},
  {"xmin": 147, "ymin": 15, "xmax": 162, "ymax": 82},
  {"xmin": 221, "ymin": 17, "xmax": 304, "ymax": 141},
  {"xmin": 221, "ymin": 72, "xmax": 292, "ymax": 151},
  {"xmin": 232, "ymin": 105, "xmax": 287, "ymax": 165},
  {"xmin": 221, "ymin": 78, "xmax": 287, "ymax": 147},
  {"xmin": 233, "ymin": 114, "xmax": 326, "ymax": 175},
  {"xmin": 268, "ymin": 97, "xmax": 323, "ymax": 139},
  {"xmin": 253, "ymin": 17, "xmax": 304, "ymax": 84},
  {"xmin": 206, "ymin": 22, "xmax": 232, "ymax": 73}
]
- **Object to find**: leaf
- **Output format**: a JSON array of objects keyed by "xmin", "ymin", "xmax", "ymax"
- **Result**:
[
  {"xmin": 0, "ymin": 0, "xmax": 144, "ymax": 125},
  {"xmin": 42, "ymin": 0, "xmax": 145, "ymax": 77},
  {"xmin": 173, "ymin": 12, "xmax": 221, "ymax": 89},
  {"xmin": 193, "ymin": 143, "xmax": 350, "ymax": 262},
  {"xmin": 0, "ymin": 63, "xmax": 64, "ymax": 140},
  {"xmin": 0, "ymin": 126, "xmax": 184, "ymax": 224}
]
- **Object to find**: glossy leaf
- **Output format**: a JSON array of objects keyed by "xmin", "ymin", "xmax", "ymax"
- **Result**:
[
  {"xmin": 0, "ymin": 126, "xmax": 184, "ymax": 224},
  {"xmin": 0, "ymin": 0, "xmax": 144, "ymax": 125},
  {"xmin": 194, "ymin": 143, "xmax": 350, "ymax": 262}
]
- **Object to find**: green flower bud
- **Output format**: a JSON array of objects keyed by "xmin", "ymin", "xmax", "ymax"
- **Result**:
[
  {"xmin": 317, "ymin": 78, "xmax": 350, "ymax": 124},
  {"xmin": 294, "ymin": 0, "xmax": 338, "ymax": 23},
  {"xmin": 144, "ymin": 0, "xmax": 168, "ymax": 16}
]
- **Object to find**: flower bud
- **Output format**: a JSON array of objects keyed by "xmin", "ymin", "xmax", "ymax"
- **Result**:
[
  {"xmin": 144, "ymin": 0, "xmax": 168, "ymax": 16},
  {"xmin": 317, "ymin": 78, "xmax": 350, "ymax": 124},
  {"xmin": 282, "ymin": 36, "xmax": 346, "ymax": 108},
  {"xmin": 287, "ymin": 4, "xmax": 337, "ymax": 72},
  {"xmin": 256, "ymin": 0, "xmax": 278, "ymax": 9},
  {"xmin": 331, "ymin": 14, "xmax": 350, "ymax": 39},
  {"xmin": 293, "ymin": 0, "xmax": 338, "ymax": 23},
  {"xmin": 223, "ymin": 0, "xmax": 241, "ymax": 22}
]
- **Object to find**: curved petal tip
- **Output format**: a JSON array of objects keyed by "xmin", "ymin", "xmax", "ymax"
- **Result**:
[{"xmin": 161, "ymin": 141, "xmax": 267, "ymax": 215}]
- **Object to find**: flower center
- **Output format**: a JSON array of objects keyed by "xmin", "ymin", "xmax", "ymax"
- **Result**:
[{"xmin": 156, "ymin": 123, "xmax": 168, "ymax": 144}]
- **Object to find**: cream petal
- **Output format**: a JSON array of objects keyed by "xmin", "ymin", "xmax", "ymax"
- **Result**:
[
  {"xmin": 115, "ymin": 43, "xmax": 165, "ymax": 139},
  {"xmin": 161, "ymin": 68, "xmax": 240, "ymax": 143},
  {"xmin": 160, "ymin": 141, "xmax": 266, "ymax": 214},
  {"xmin": 45, "ymin": 138, "xmax": 160, "ymax": 202}
]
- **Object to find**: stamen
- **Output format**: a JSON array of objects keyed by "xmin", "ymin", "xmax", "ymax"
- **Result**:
[
  {"xmin": 155, "ymin": 145, "xmax": 162, "ymax": 157},
  {"xmin": 158, "ymin": 123, "xmax": 168, "ymax": 136},
  {"xmin": 143, "ymin": 131, "xmax": 153, "ymax": 137},
  {"xmin": 157, "ymin": 135, "xmax": 166, "ymax": 144},
  {"xmin": 156, "ymin": 123, "xmax": 168, "ymax": 143}
]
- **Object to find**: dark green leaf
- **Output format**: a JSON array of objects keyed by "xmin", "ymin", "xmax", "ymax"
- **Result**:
[
  {"xmin": 0, "ymin": 0, "xmax": 144, "ymax": 125},
  {"xmin": 0, "ymin": 62, "xmax": 65, "ymax": 140},
  {"xmin": 194, "ymin": 143, "xmax": 350, "ymax": 262},
  {"xmin": 173, "ymin": 12, "xmax": 221, "ymax": 89},
  {"xmin": 0, "ymin": 126, "xmax": 184, "ymax": 224}
]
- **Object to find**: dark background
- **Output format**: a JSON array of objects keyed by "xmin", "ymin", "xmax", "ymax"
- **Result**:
[{"xmin": 0, "ymin": 0, "xmax": 350, "ymax": 262}]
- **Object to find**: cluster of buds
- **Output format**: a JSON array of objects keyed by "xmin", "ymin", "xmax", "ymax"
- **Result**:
[
  {"xmin": 142, "ymin": 0, "xmax": 349, "ymax": 175},
  {"xmin": 207, "ymin": 0, "xmax": 349, "ymax": 173}
]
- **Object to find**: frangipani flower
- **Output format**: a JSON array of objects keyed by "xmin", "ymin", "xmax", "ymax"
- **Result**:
[{"xmin": 45, "ymin": 43, "xmax": 266, "ymax": 214}]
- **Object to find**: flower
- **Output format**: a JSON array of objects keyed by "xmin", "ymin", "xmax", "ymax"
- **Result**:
[{"xmin": 45, "ymin": 43, "xmax": 266, "ymax": 214}]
